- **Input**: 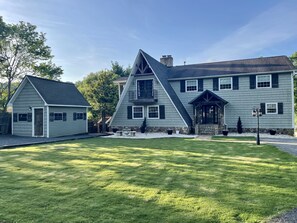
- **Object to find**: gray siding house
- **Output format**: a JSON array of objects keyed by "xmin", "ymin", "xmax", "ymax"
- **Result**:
[
  {"xmin": 8, "ymin": 75, "xmax": 90, "ymax": 137},
  {"xmin": 110, "ymin": 50, "xmax": 296, "ymax": 135}
]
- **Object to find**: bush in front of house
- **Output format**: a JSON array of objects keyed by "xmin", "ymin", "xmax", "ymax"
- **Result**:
[
  {"xmin": 140, "ymin": 118, "xmax": 147, "ymax": 133},
  {"xmin": 237, "ymin": 116, "xmax": 243, "ymax": 134}
]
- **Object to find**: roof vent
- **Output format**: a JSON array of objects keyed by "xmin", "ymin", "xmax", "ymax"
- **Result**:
[{"xmin": 160, "ymin": 55, "xmax": 173, "ymax": 67}]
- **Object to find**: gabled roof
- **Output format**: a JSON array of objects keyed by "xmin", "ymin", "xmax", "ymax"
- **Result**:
[
  {"xmin": 10, "ymin": 75, "xmax": 90, "ymax": 107},
  {"xmin": 168, "ymin": 56, "xmax": 295, "ymax": 79},
  {"xmin": 140, "ymin": 50, "xmax": 193, "ymax": 127},
  {"xmin": 189, "ymin": 90, "xmax": 228, "ymax": 105}
]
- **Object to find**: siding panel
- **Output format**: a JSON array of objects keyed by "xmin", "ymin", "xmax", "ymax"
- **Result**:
[{"xmin": 171, "ymin": 73, "xmax": 293, "ymax": 129}]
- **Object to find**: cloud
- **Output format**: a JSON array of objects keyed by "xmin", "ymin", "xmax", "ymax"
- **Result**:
[{"xmin": 189, "ymin": 0, "xmax": 297, "ymax": 63}]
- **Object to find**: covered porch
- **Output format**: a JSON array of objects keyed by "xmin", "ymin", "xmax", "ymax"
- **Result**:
[{"xmin": 189, "ymin": 90, "xmax": 228, "ymax": 135}]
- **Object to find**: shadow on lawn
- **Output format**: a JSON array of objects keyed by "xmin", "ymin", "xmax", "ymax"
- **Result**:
[{"xmin": 1, "ymin": 138, "xmax": 297, "ymax": 222}]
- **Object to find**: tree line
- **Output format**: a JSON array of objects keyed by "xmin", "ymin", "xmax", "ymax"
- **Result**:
[{"xmin": 1, "ymin": 17, "xmax": 297, "ymax": 121}]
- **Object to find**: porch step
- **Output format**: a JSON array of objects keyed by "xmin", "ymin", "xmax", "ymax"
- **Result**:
[{"xmin": 197, "ymin": 124, "xmax": 219, "ymax": 135}]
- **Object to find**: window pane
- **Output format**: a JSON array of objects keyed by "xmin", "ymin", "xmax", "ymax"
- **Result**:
[
  {"xmin": 133, "ymin": 107, "xmax": 143, "ymax": 118},
  {"xmin": 257, "ymin": 75, "xmax": 271, "ymax": 88},
  {"xmin": 76, "ymin": 113, "xmax": 83, "ymax": 119},
  {"xmin": 220, "ymin": 77, "xmax": 232, "ymax": 90},
  {"xmin": 19, "ymin": 114, "xmax": 28, "ymax": 121},
  {"xmin": 267, "ymin": 103, "xmax": 277, "ymax": 113},
  {"xmin": 186, "ymin": 80, "xmax": 197, "ymax": 91},
  {"xmin": 54, "ymin": 113, "xmax": 63, "ymax": 120},
  {"xmin": 148, "ymin": 106, "xmax": 159, "ymax": 118}
]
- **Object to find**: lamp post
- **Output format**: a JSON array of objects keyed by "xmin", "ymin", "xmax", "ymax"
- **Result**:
[{"xmin": 252, "ymin": 107, "xmax": 262, "ymax": 145}]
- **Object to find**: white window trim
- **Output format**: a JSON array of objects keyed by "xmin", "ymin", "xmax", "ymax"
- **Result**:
[
  {"xmin": 185, "ymin": 79, "xmax": 198, "ymax": 92},
  {"xmin": 266, "ymin": 102, "xmax": 278, "ymax": 114},
  {"xmin": 132, "ymin": 106, "xmax": 144, "ymax": 119},
  {"xmin": 219, "ymin": 77, "xmax": 233, "ymax": 90},
  {"xmin": 256, "ymin": 74, "xmax": 272, "ymax": 89},
  {"xmin": 147, "ymin": 105, "xmax": 159, "ymax": 119},
  {"xmin": 54, "ymin": 112, "xmax": 63, "ymax": 121}
]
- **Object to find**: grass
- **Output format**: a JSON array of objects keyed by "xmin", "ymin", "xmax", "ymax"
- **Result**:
[
  {"xmin": 1, "ymin": 138, "xmax": 297, "ymax": 223},
  {"xmin": 212, "ymin": 136, "xmax": 256, "ymax": 141}
]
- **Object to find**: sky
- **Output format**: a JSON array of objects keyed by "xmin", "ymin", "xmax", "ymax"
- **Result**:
[{"xmin": 1, "ymin": 0, "xmax": 297, "ymax": 82}]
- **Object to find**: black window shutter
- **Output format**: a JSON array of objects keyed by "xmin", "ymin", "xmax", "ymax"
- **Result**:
[
  {"xmin": 272, "ymin": 74, "xmax": 279, "ymax": 88},
  {"xmin": 27, "ymin": 113, "xmax": 32, "ymax": 122},
  {"xmin": 278, "ymin": 102, "xmax": 283, "ymax": 114},
  {"xmin": 198, "ymin": 79, "xmax": 203, "ymax": 92},
  {"xmin": 233, "ymin": 76, "xmax": 239, "ymax": 90},
  {"xmin": 260, "ymin": 103, "xmax": 266, "ymax": 114},
  {"xmin": 250, "ymin": 75, "xmax": 256, "ymax": 89},
  {"xmin": 213, "ymin": 78, "xmax": 219, "ymax": 91},
  {"xmin": 180, "ymin": 80, "xmax": 185, "ymax": 92},
  {"xmin": 63, "ymin": 112, "xmax": 67, "ymax": 121},
  {"xmin": 50, "ymin": 113, "xmax": 54, "ymax": 122},
  {"xmin": 160, "ymin": 105, "xmax": 165, "ymax": 119},
  {"xmin": 83, "ymin": 113, "xmax": 86, "ymax": 120},
  {"xmin": 13, "ymin": 113, "xmax": 18, "ymax": 122},
  {"xmin": 127, "ymin": 106, "xmax": 132, "ymax": 119},
  {"xmin": 73, "ymin": 112, "xmax": 77, "ymax": 121}
]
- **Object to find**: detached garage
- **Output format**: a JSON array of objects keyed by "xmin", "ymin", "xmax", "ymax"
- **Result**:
[{"xmin": 8, "ymin": 75, "xmax": 90, "ymax": 138}]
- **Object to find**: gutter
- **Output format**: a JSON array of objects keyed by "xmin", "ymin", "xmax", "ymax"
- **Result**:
[{"xmin": 167, "ymin": 69, "xmax": 296, "ymax": 81}]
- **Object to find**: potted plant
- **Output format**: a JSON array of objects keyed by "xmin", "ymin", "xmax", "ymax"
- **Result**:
[
  {"xmin": 222, "ymin": 124, "xmax": 228, "ymax": 136},
  {"xmin": 269, "ymin": 129, "xmax": 276, "ymax": 135},
  {"xmin": 140, "ymin": 118, "xmax": 147, "ymax": 133},
  {"xmin": 237, "ymin": 117, "xmax": 243, "ymax": 134},
  {"xmin": 167, "ymin": 129, "xmax": 173, "ymax": 135}
]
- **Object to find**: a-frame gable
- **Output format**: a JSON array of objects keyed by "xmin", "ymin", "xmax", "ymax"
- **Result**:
[
  {"xmin": 140, "ymin": 50, "xmax": 192, "ymax": 127},
  {"xmin": 110, "ymin": 49, "xmax": 192, "ymax": 127},
  {"xmin": 8, "ymin": 76, "xmax": 46, "ymax": 106}
]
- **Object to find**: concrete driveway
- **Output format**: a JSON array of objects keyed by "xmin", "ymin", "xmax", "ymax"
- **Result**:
[
  {"xmin": 262, "ymin": 137, "xmax": 297, "ymax": 156},
  {"xmin": 0, "ymin": 133, "xmax": 106, "ymax": 149}
]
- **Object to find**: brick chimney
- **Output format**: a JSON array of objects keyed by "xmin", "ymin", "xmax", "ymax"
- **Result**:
[{"xmin": 160, "ymin": 55, "xmax": 173, "ymax": 67}]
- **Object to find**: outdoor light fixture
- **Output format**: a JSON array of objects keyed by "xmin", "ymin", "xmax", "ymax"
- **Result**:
[{"xmin": 252, "ymin": 107, "xmax": 262, "ymax": 145}]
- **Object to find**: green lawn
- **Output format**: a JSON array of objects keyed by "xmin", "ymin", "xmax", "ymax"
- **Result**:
[
  {"xmin": 212, "ymin": 136, "xmax": 256, "ymax": 142},
  {"xmin": 1, "ymin": 138, "xmax": 297, "ymax": 223}
]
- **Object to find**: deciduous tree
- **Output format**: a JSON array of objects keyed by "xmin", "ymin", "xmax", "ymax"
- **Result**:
[{"xmin": 0, "ymin": 17, "xmax": 63, "ymax": 111}]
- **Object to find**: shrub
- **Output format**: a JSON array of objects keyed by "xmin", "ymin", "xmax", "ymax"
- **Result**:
[
  {"xmin": 140, "ymin": 118, "xmax": 147, "ymax": 133},
  {"xmin": 237, "ymin": 116, "xmax": 243, "ymax": 134}
]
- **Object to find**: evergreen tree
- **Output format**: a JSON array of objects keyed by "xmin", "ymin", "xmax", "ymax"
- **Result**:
[{"xmin": 237, "ymin": 116, "xmax": 243, "ymax": 134}]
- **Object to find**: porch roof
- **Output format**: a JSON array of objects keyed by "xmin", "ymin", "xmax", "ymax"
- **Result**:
[{"xmin": 189, "ymin": 90, "xmax": 228, "ymax": 105}]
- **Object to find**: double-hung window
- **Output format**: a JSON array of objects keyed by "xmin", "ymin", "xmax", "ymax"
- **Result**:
[
  {"xmin": 54, "ymin": 113, "xmax": 63, "ymax": 121},
  {"xmin": 133, "ymin": 106, "xmax": 144, "ymax": 119},
  {"xmin": 219, "ymin": 77, "xmax": 232, "ymax": 90},
  {"xmin": 148, "ymin": 106, "xmax": 159, "ymax": 119},
  {"xmin": 257, "ymin": 75, "xmax": 271, "ymax": 88},
  {"xmin": 266, "ymin": 103, "xmax": 277, "ymax": 114},
  {"xmin": 186, "ymin": 80, "xmax": 197, "ymax": 92}
]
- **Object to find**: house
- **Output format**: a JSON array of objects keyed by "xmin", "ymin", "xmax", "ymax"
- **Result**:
[
  {"xmin": 8, "ymin": 75, "xmax": 90, "ymax": 137},
  {"xmin": 110, "ymin": 49, "xmax": 296, "ymax": 135}
]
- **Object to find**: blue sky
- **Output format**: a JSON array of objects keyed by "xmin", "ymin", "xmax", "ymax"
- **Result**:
[{"xmin": 1, "ymin": 0, "xmax": 297, "ymax": 82}]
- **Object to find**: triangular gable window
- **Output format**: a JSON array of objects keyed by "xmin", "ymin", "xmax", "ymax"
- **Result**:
[{"xmin": 135, "ymin": 55, "xmax": 153, "ymax": 75}]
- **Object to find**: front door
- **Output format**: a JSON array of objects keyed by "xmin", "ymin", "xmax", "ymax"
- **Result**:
[
  {"xmin": 34, "ymin": 108, "xmax": 43, "ymax": 136},
  {"xmin": 201, "ymin": 105, "xmax": 219, "ymax": 124}
]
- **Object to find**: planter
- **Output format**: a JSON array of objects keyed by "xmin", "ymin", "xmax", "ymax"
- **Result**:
[
  {"xmin": 176, "ymin": 130, "xmax": 180, "ymax": 134},
  {"xmin": 222, "ymin": 130, "xmax": 228, "ymax": 136},
  {"xmin": 269, "ymin": 129, "xmax": 276, "ymax": 135},
  {"xmin": 167, "ymin": 129, "xmax": 173, "ymax": 135}
]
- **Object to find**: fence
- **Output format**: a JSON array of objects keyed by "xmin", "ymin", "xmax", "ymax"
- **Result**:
[{"xmin": 0, "ymin": 112, "xmax": 11, "ymax": 134}]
